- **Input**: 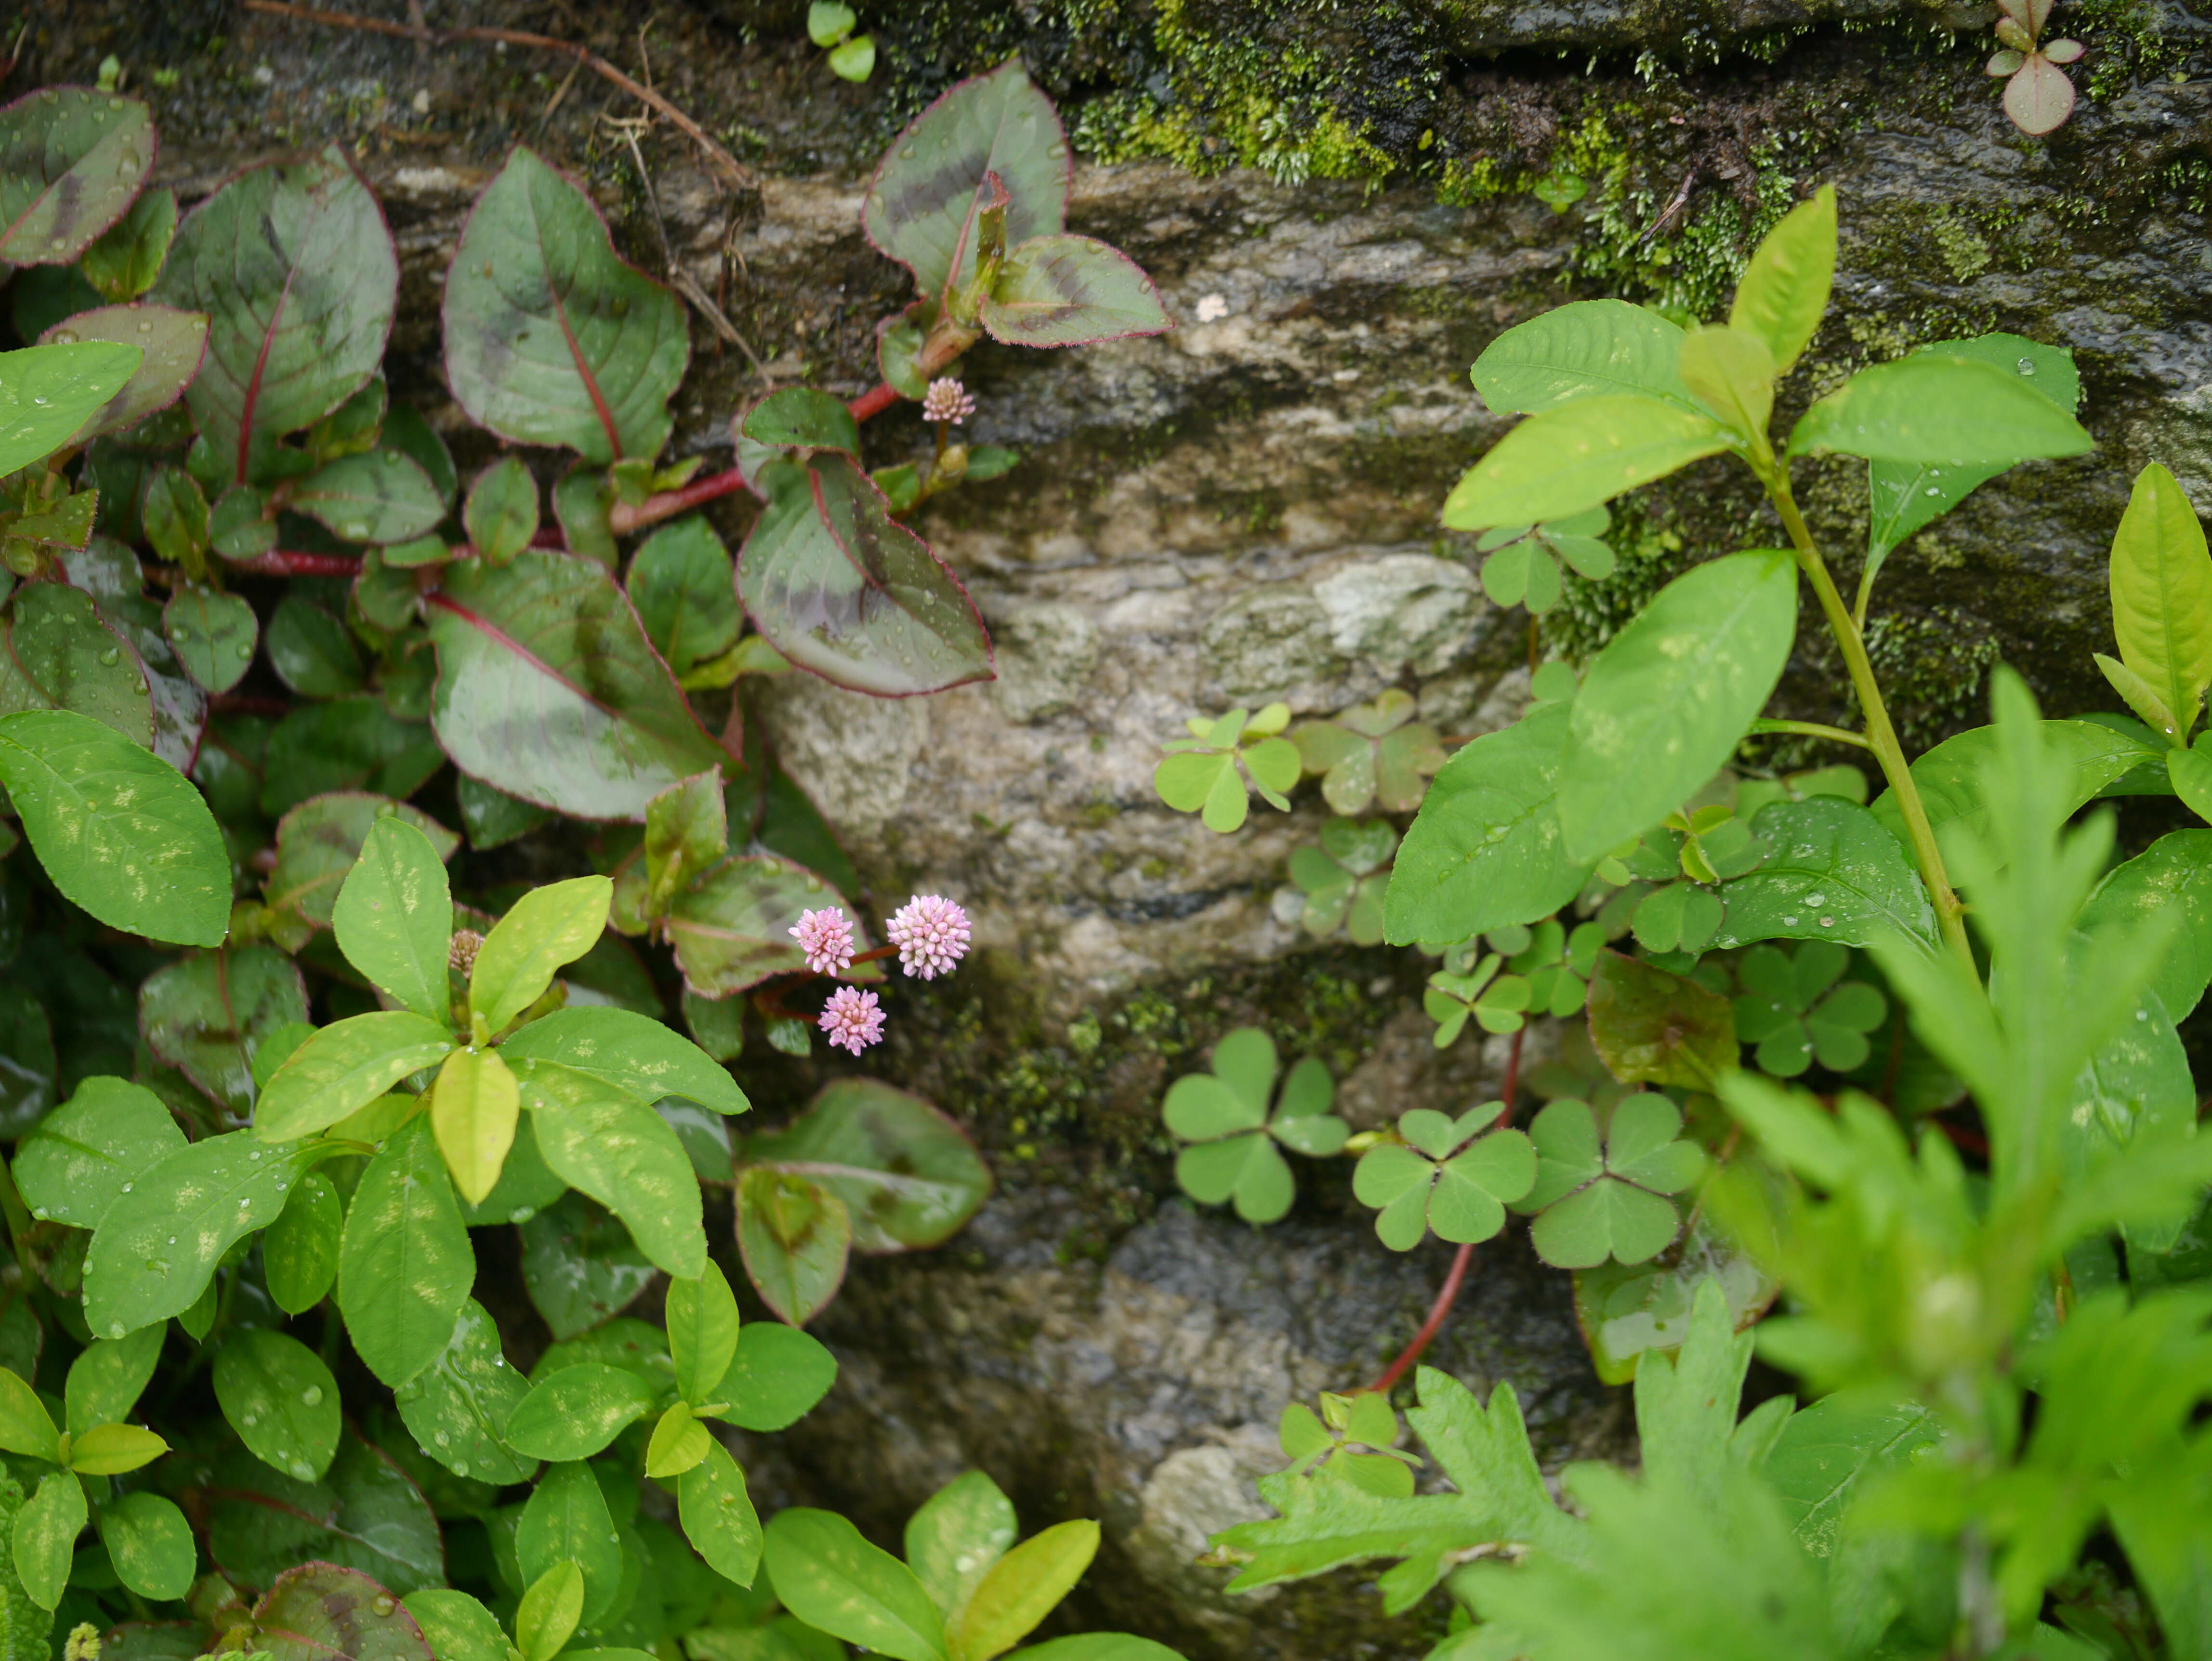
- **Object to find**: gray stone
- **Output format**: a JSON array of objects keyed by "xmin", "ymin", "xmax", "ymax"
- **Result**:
[
  {"xmin": 986, "ymin": 597, "xmax": 1104, "ymax": 724},
  {"xmin": 1313, "ymin": 553, "xmax": 1488, "ymax": 679},
  {"xmin": 1201, "ymin": 584, "xmax": 1347, "ymax": 709}
]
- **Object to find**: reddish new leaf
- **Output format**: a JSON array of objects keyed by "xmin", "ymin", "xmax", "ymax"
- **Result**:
[
  {"xmin": 424, "ymin": 549, "xmax": 727, "ymax": 820},
  {"xmin": 154, "ymin": 145, "xmax": 397, "ymax": 487},
  {"xmin": 980, "ymin": 235, "xmax": 1172, "ymax": 349},
  {"xmin": 862, "ymin": 58, "xmax": 1068, "ymax": 306},
  {"xmin": 442, "ymin": 147, "xmax": 688, "ymax": 464},
  {"xmin": 0, "ymin": 87, "xmax": 156, "ymax": 265},
  {"xmin": 255, "ymin": 1563, "xmax": 436, "ymax": 1661},
  {"xmin": 738, "ymin": 457, "xmax": 993, "ymax": 696},
  {"xmin": 665, "ymin": 854, "xmax": 871, "ymax": 997}
]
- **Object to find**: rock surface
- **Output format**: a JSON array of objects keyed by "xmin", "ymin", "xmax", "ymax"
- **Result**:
[{"xmin": 31, "ymin": 3, "xmax": 2212, "ymax": 1657}]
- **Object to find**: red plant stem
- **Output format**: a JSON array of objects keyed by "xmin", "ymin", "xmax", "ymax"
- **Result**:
[
  {"xmin": 1365, "ymin": 1025, "xmax": 1527, "ymax": 1395},
  {"xmin": 609, "ymin": 380, "xmax": 913, "ymax": 535},
  {"xmin": 848, "ymin": 381, "xmax": 903, "ymax": 422},
  {"xmin": 227, "ymin": 550, "xmax": 363, "ymax": 578},
  {"xmin": 213, "ymin": 693, "xmax": 291, "ymax": 717},
  {"xmin": 607, "ymin": 467, "xmax": 750, "ymax": 535}
]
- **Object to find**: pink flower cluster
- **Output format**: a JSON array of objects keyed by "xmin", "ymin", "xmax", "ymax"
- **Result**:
[
  {"xmin": 921, "ymin": 377, "xmax": 975, "ymax": 425},
  {"xmin": 819, "ymin": 987, "xmax": 885, "ymax": 1055},
  {"xmin": 887, "ymin": 894, "xmax": 971, "ymax": 979},
  {"xmin": 790, "ymin": 907, "xmax": 855, "ymax": 975},
  {"xmin": 792, "ymin": 895, "xmax": 972, "ymax": 1053}
]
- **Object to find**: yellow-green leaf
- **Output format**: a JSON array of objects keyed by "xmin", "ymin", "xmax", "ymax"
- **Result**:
[
  {"xmin": 12, "ymin": 1470, "xmax": 82, "ymax": 1609},
  {"xmin": 431, "ymin": 1047, "xmax": 520, "ymax": 1208},
  {"xmin": 2108, "ymin": 463, "xmax": 2212, "ymax": 746},
  {"xmin": 952, "ymin": 1519, "xmax": 1099, "ymax": 1661},
  {"xmin": 1727, "ymin": 184, "xmax": 1835, "ymax": 372},
  {"xmin": 470, "ymin": 876, "xmax": 614, "ymax": 1034},
  {"xmin": 67, "ymin": 1422, "xmax": 168, "ymax": 1475},
  {"xmin": 1442, "ymin": 395, "xmax": 1733, "ymax": 531},
  {"xmin": 0, "ymin": 1370, "xmax": 58, "ymax": 1462},
  {"xmin": 645, "ymin": 1401, "xmax": 712, "ymax": 1478},
  {"xmin": 1677, "ymin": 324, "xmax": 1776, "ymax": 446},
  {"xmin": 516, "ymin": 1560, "xmax": 584, "ymax": 1661},
  {"xmin": 665, "ymin": 1261, "xmax": 739, "ymax": 1407}
]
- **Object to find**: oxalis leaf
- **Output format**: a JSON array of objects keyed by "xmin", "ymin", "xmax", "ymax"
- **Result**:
[
  {"xmin": 425, "ymin": 549, "xmax": 728, "ymax": 821},
  {"xmin": 443, "ymin": 146, "xmax": 688, "ymax": 464},
  {"xmin": 0, "ymin": 708, "xmax": 229, "ymax": 947},
  {"xmin": 0, "ymin": 88, "xmax": 157, "ymax": 265},
  {"xmin": 153, "ymin": 145, "xmax": 397, "ymax": 488},
  {"xmin": 863, "ymin": 58, "xmax": 1068, "ymax": 307},
  {"xmin": 739, "ymin": 457, "xmax": 993, "ymax": 696}
]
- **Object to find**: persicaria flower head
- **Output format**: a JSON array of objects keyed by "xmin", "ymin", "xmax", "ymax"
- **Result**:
[
  {"xmin": 887, "ymin": 894, "xmax": 970, "ymax": 979},
  {"xmin": 790, "ymin": 907, "xmax": 856, "ymax": 976},
  {"xmin": 921, "ymin": 377, "xmax": 975, "ymax": 425},
  {"xmin": 819, "ymin": 986, "xmax": 885, "ymax": 1055}
]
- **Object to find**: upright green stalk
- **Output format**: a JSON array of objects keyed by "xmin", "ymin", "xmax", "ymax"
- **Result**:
[{"xmin": 1765, "ymin": 474, "xmax": 1975, "ymax": 968}]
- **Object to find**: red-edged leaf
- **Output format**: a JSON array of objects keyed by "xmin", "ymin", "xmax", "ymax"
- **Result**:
[
  {"xmin": 40, "ymin": 305, "xmax": 209, "ymax": 442},
  {"xmin": 980, "ymin": 234, "xmax": 1172, "ymax": 348},
  {"xmin": 153, "ymin": 145, "xmax": 397, "ymax": 487},
  {"xmin": 737, "ymin": 457, "xmax": 993, "ymax": 696},
  {"xmin": 424, "ymin": 548, "xmax": 728, "ymax": 820},
  {"xmin": 256, "ymin": 1563, "xmax": 436, "ymax": 1661},
  {"xmin": 665, "ymin": 853, "xmax": 872, "ymax": 997},
  {"xmin": 2005, "ymin": 54, "xmax": 2076, "ymax": 134},
  {"xmin": 735, "ymin": 1165, "xmax": 850, "ymax": 1327},
  {"xmin": 442, "ymin": 146, "xmax": 688, "ymax": 465},
  {"xmin": 0, "ymin": 87, "xmax": 156, "ymax": 265},
  {"xmin": 861, "ymin": 58, "xmax": 1068, "ymax": 306}
]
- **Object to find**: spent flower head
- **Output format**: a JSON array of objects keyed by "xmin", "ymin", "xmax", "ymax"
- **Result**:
[
  {"xmin": 888, "ymin": 894, "xmax": 971, "ymax": 979},
  {"xmin": 819, "ymin": 986, "xmax": 885, "ymax": 1055},
  {"xmin": 921, "ymin": 377, "xmax": 975, "ymax": 425},
  {"xmin": 791, "ymin": 906, "xmax": 856, "ymax": 975}
]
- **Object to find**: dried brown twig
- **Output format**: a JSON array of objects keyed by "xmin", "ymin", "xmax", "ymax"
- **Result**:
[{"xmin": 240, "ymin": 0, "xmax": 753, "ymax": 191}]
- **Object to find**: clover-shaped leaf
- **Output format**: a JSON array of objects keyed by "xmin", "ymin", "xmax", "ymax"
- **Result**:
[
  {"xmin": 1423, "ymin": 953, "xmax": 1532, "ymax": 1048},
  {"xmin": 1631, "ymin": 881, "xmax": 1724, "ymax": 955},
  {"xmin": 1277, "ymin": 1390, "xmax": 1422, "ymax": 1497},
  {"xmin": 1731, "ymin": 940, "xmax": 1887, "ymax": 1076},
  {"xmin": 1156, "ymin": 703, "xmax": 1301, "ymax": 832},
  {"xmin": 1507, "ymin": 917, "xmax": 1605, "ymax": 1018},
  {"xmin": 1352, "ymin": 1101, "xmax": 1537, "ymax": 1251},
  {"xmin": 1290, "ymin": 690, "xmax": 1446, "ymax": 815},
  {"xmin": 1284, "ymin": 817, "xmax": 1398, "ymax": 943},
  {"xmin": 1519, "ymin": 1094, "xmax": 1705, "ymax": 1269},
  {"xmin": 1162, "ymin": 1029, "xmax": 1347, "ymax": 1223},
  {"xmin": 1475, "ymin": 506, "xmax": 1616, "ymax": 615}
]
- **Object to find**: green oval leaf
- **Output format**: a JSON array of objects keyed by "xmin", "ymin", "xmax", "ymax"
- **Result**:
[
  {"xmin": 289, "ymin": 449, "xmax": 447, "ymax": 546},
  {"xmin": 1560, "ymin": 550, "xmax": 1798, "ymax": 861},
  {"xmin": 63, "ymin": 1327, "xmax": 162, "ymax": 1437},
  {"xmin": 1443, "ymin": 394, "xmax": 1733, "ymax": 531},
  {"xmin": 664, "ymin": 1260, "xmax": 739, "ymax": 1408},
  {"xmin": 979, "ymin": 235, "xmax": 1169, "ymax": 348},
  {"xmin": 1710, "ymin": 796, "xmax": 1939, "ymax": 953},
  {"xmin": 442, "ymin": 147, "xmax": 687, "ymax": 464},
  {"xmin": 0, "ymin": 341, "xmax": 145, "ymax": 475},
  {"xmin": 906, "ymin": 1470, "xmax": 1014, "ymax": 1626},
  {"xmin": 517, "ymin": 1461, "xmax": 623, "ymax": 1624},
  {"xmin": 254, "ymin": 1011, "xmax": 456, "ymax": 1143},
  {"xmin": 1470, "ymin": 299, "xmax": 1694, "ymax": 416},
  {"xmin": 627, "ymin": 517, "xmax": 739, "ymax": 679},
  {"xmin": 153, "ymin": 145, "xmax": 397, "ymax": 488},
  {"xmin": 13, "ymin": 1471, "xmax": 82, "ymax": 1609},
  {"xmin": 735, "ymin": 1167, "xmax": 848, "ymax": 1326},
  {"xmin": 0, "ymin": 89, "xmax": 155, "ymax": 265},
  {"xmin": 504, "ymin": 1362, "xmax": 660, "ymax": 1462},
  {"xmin": 337, "ymin": 1116, "xmax": 474, "ymax": 1388},
  {"xmin": 2108, "ymin": 463, "xmax": 2212, "ymax": 745},
  {"xmin": 0, "ymin": 708, "xmax": 228, "ymax": 945},
  {"xmin": 14, "ymin": 1076, "xmax": 185, "ymax": 1232},
  {"xmin": 213, "ymin": 1327, "xmax": 341, "ymax": 1482},
  {"xmin": 162, "ymin": 586, "xmax": 259, "ymax": 695},
  {"xmin": 956, "ymin": 1519, "xmax": 1097, "ymax": 1661},
  {"xmin": 724, "ymin": 1323, "xmax": 837, "ymax": 1433},
  {"xmin": 765, "ymin": 1506, "xmax": 944, "ymax": 1661},
  {"xmin": 264, "ymin": 1171, "xmax": 344, "ymax": 1316},
  {"xmin": 743, "ymin": 1078, "xmax": 989, "ymax": 1252},
  {"xmin": 738, "ymin": 456, "xmax": 994, "ymax": 696},
  {"xmin": 472, "ymin": 875, "xmax": 613, "ymax": 1034},
  {"xmin": 1787, "ymin": 352, "xmax": 2094, "ymax": 464},
  {"xmin": 392, "ymin": 1297, "xmax": 534, "ymax": 1486},
  {"xmin": 246, "ymin": 1529, "xmax": 441, "ymax": 1639},
  {"xmin": 80, "ymin": 185, "xmax": 177, "ymax": 303},
  {"xmin": 95, "ymin": 1490, "xmax": 194, "ymax": 1602},
  {"xmin": 83, "ymin": 1132, "xmax": 318, "ymax": 1338},
  {"xmin": 426, "ymin": 549, "xmax": 728, "ymax": 820},
  {"xmin": 139, "ymin": 946, "xmax": 309, "ymax": 1118},
  {"xmin": 334, "ymin": 816, "xmax": 459, "ymax": 1023},
  {"xmin": 527, "ymin": 1074, "xmax": 705, "ymax": 1279},
  {"xmin": 862, "ymin": 60, "xmax": 1066, "ymax": 306},
  {"xmin": 1726, "ymin": 184, "xmax": 1834, "ymax": 373},
  {"xmin": 266, "ymin": 793, "xmax": 459, "ymax": 931}
]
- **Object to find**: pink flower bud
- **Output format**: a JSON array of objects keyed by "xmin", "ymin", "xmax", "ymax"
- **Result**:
[
  {"xmin": 819, "ymin": 986, "xmax": 885, "ymax": 1055},
  {"xmin": 921, "ymin": 378, "xmax": 976, "ymax": 425},
  {"xmin": 887, "ymin": 894, "xmax": 970, "ymax": 979},
  {"xmin": 790, "ymin": 907, "xmax": 856, "ymax": 976}
]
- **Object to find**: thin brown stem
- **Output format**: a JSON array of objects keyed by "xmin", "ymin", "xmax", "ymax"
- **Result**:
[
  {"xmin": 240, "ymin": 0, "xmax": 753, "ymax": 191},
  {"xmin": 1365, "ymin": 1025, "xmax": 1527, "ymax": 1395},
  {"xmin": 1766, "ymin": 476, "xmax": 1973, "ymax": 966}
]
